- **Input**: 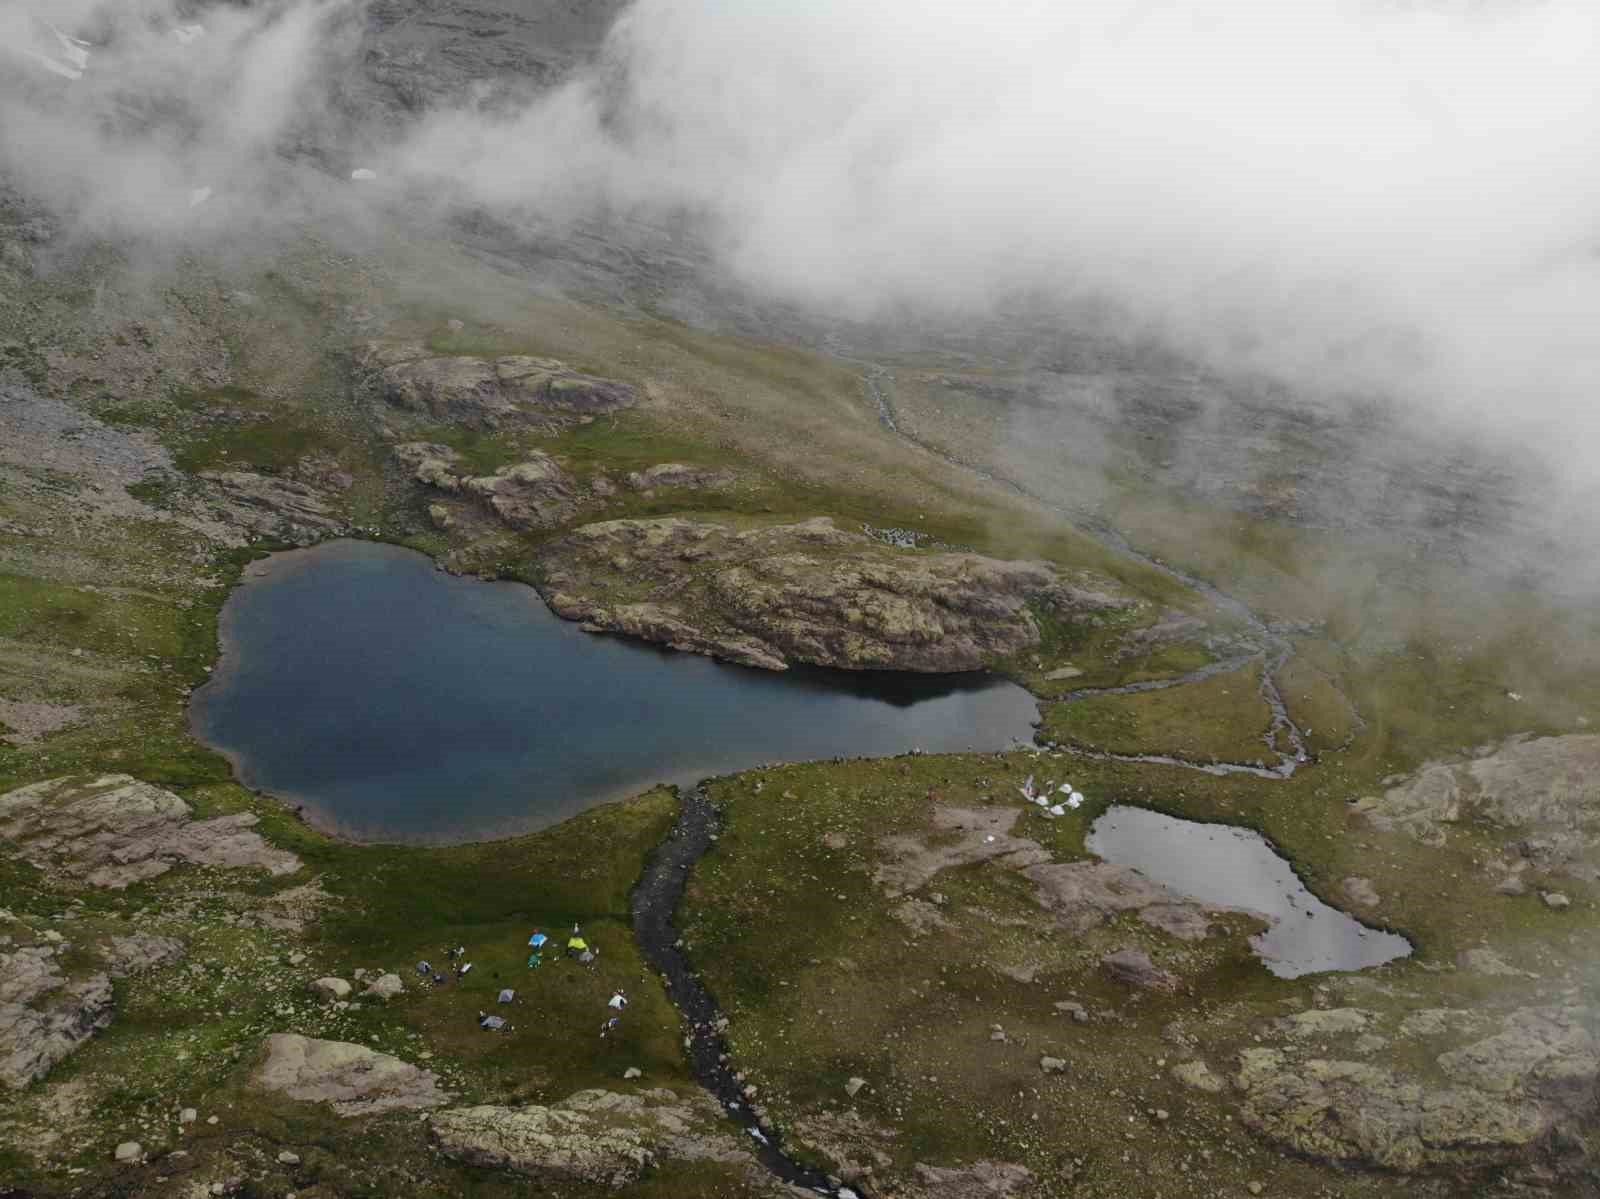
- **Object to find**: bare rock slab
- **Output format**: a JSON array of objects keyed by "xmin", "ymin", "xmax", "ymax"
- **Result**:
[
  {"xmin": 252, "ymin": 1034, "xmax": 451, "ymax": 1117},
  {"xmin": 1100, "ymin": 948, "xmax": 1179, "ymax": 992},
  {"xmin": 0, "ymin": 775, "xmax": 300, "ymax": 889}
]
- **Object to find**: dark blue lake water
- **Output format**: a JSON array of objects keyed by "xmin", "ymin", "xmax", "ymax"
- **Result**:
[{"xmin": 192, "ymin": 539, "xmax": 1039, "ymax": 843}]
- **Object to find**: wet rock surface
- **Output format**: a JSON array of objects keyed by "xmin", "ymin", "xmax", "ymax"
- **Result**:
[
  {"xmin": 540, "ymin": 515, "xmax": 1135, "ymax": 672},
  {"xmin": 252, "ymin": 1033, "xmax": 452, "ymax": 1117},
  {"xmin": 0, "ymin": 775, "xmax": 301, "ymax": 889},
  {"xmin": 361, "ymin": 342, "xmax": 635, "ymax": 431}
]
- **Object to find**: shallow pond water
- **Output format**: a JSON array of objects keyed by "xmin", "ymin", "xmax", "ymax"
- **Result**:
[
  {"xmin": 191, "ymin": 539, "xmax": 1039, "ymax": 843},
  {"xmin": 1086, "ymin": 805, "xmax": 1411, "ymax": 977}
]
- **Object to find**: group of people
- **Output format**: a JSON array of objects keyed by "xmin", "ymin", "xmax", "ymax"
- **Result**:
[
  {"xmin": 416, "ymin": 946, "xmax": 474, "ymax": 987},
  {"xmin": 526, "ymin": 925, "xmax": 601, "ymax": 969}
]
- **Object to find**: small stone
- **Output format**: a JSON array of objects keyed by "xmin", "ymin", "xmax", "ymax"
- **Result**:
[
  {"xmin": 1541, "ymin": 891, "xmax": 1571, "ymax": 910},
  {"xmin": 1155, "ymin": 1109, "xmax": 1169, "ymax": 1121},
  {"xmin": 207, "ymin": 1115, "xmax": 219, "ymax": 1125},
  {"xmin": 211, "ymin": 1185, "xmax": 225, "ymax": 1196},
  {"xmin": 114, "ymin": 1141, "xmax": 141, "ymax": 1163},
  {"xmin": 1247, "ymin": 1183, "xmax": 1264, "ymax": 1196},
  {"xmin": 844, "ymin": 1077, "xmax": 867, "ymax": 1097},
  {"xmin": 278, "ymin": 1150, "xmax": 301, "ymax": 1165},
  {"xmin": 179, "ymin": 1108, "xmax": 198, "ymax": 1124},
  {"xmin": 1039, "ymin": 1056, "xmax": 1067, "ymax": 1074},
  {"xmin": 989, "ymin": 1030, "xmax": 1007, "ymax": 1042},
  {"xmin": 623, "ymin": 1067, "xmax": 642, "ymax": 1080}
]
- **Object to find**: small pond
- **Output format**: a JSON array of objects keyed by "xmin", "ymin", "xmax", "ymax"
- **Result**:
[
  {"xmin": 191, "ymin": 539, "xmax": 1039, "ymax": 843},
  {"xmin": 1087, "ymin": 805, "xmax": 1411, "ymax": 977}
]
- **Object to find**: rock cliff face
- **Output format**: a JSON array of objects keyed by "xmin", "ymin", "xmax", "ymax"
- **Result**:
[
  {"xmin": 539, "ymin": 516, "xmax": 1136, "ymax": 672},
  {"xmin": 361, "ymin": 343, "xmax": 635, "ymax": 431},
  {"xmin": 394, "ymin": 442, "xmax": 582, "ymax": 531}
]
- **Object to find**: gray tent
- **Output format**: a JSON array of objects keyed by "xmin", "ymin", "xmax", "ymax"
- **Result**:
[{"xmin": 498, "ymin": 988, "xmax": 515, "ymax": 1004}]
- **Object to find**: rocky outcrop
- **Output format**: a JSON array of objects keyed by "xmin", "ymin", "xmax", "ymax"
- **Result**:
[
  {"xmin": 1236, "ymin": 1005, "xmax": 1599, "ymax": 1172},
  {"xmin": 393, "ymin": 442, "xmax": 579, "ymax": 531},
  {"xmin": 875, "ymin": 808, "xmax": 1051, "ymax": 899},
  {"xmin": 430, "ymin": 1087, "xmax": 762, "ymax": 1187},
  {"xmin": 0, "ymin": 944, "xmax": 113, "ymax": 1089},
  {"xmin": 1024, "ymin": 860, "xmax": 1215, "ymax": 939},
  {"xmin": 1353, "ymin": 736, "xmax": 1600, "ymax": 880},
  {"xmin": 539, "ymin": 516, "xmax": 1136, "ymax": 672},
  {"xmin": 0, "ymin": 775, "xmax": 301, "ymax": 889},
  {"xmin": 198, "ymin": 470, "xmax": 347, "ymax": 545},
  {"xmin": 624, "ymin": 462, "xmax": 736, "ymax": 492},
  {"xmin": 0, "ymin": 926, "xmax": 181, "ymax": 1088},
  {"xmin": 361, "ymin": 342, "xmax": 635, "ymax": 431},
  {"xmin": 252, "ymin": 1034, "xmax": 451, "ymax": 1117},
  {"xmin": 910, "ymin": 1160, "xmax": 1035, "ymax": 1198}
]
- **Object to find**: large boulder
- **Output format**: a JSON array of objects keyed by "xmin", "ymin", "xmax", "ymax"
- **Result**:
[
  {"xmin": 252, "ymin": 1033, "xmax": 451, "ymax": 1117},
  {"xmin": 430, "ymin": 1088, "xmax": 760, "ymax": 1187},
  {"xmin": 0, "ymin": 775, "xmax": 301, "ymax": 889},
  {"xmin": 539, "ymin": 516, "xmax": 1136, "ymax": 672},
  {"xmin": 0, "ymin": 945, "xmax": 113, "ymax": 1089},
  {"xmin": 394, "ymin": 442, "xmax": 579, "ymax": 531}
]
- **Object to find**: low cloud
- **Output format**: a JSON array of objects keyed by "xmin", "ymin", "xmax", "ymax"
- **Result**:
[{"xmin": 400, "ymin": 0, "xmax": 1600, "ymax": 470}]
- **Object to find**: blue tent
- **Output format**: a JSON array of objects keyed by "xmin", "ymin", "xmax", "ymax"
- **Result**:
[{"xmin": 528, "ymin": 933, "xmax": 548, "ymax": 948}]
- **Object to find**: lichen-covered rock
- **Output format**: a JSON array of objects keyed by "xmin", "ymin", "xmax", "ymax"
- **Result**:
[
  {"xmin": 538, "ymin": 516, "xmax": 1135, "ymax": 673},
  {"xmin": 363, "ymin": 973, "xmax": 404, "ymax": 1001},
  {"xmin": 0, "ymin": 775, "xmax": 301, "ymax": 889},
  {"xmin": 361, "ymin": 343, "xmax": 635, "ymax": 430},
  {"xmin": 252, "ymin": 1034, "xmax": 451, "ymax": 1117},
  {"xmin": 1236, "ymin": 1006, "xmax": 1600, "ymax": 1172},
  {"xmin": 430, "ymin": 1088, "xmax": 762, "ymax": 1187},
  {"xmin": 1353, "ymin": 736, "xmax": 1600, "ymax": 874}
]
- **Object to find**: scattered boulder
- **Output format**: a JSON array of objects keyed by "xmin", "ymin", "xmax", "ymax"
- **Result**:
[
  {"xmin": 310, "ymin": 977, "xmax": 352, "ymax": 1002},
  {"xmin": 180, "ymin": 1108, "xmax": 198, "ymax": 1124},
  {"xmin": 1171, "ymin": 1059, "xmax": 1226, "ymax": 1093},
  {"xmin": 538, "ymin": 516, "xmax": 1135, "ymax": 673},
  {"xmin": 1541, "ymin": 891, "xmax": 1571, "ymax": 910},
  {"xmin": 1039, "ymin": 1056, "xmax": 1067, "ymax": 1074},
  {"xmin": 0, "ymin": 775, "xmax": 300, "ymax": 889},
  {"xmin": 363, "ymin": 973, "xmax": 404, "ymax": 1002},
  {"xmin": 1100, "ymin": 948, "xmax": 1179, "ymax": 992},
  {"xmin": 1340, "ymin": 877, "xmax": 1380, "ymax": 908},
  {"xmin": 114, "ymin": 1141, "xmax": 142, "ymax": 1163},
  {"xmin": 623, "ymin": 1067, "xmax": 642, "ymax": 1080},
  {"xmin": 845, "ymin": 1077, "xmax": 867, "ymax": 1098},
  {"xmin": 252, "ymin": 1034, "xmax": 451, "ymax": 1117},
  {"xmin": 277, "ymin": 1150, "xmax": 300, "ymax": 1165}
]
